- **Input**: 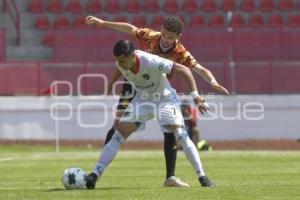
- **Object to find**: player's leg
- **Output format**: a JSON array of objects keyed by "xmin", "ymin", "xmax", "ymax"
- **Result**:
[
  {"xmin": 86, "ymin": 122, "xmax": 139, "ymax": 189},
  {"xmin": 163, "ymin": 132, "xmax": 191, "ymax": 187},
  {"xmin": 103, "ymin": 81, "xmax": 135, "ymax": 145},
  {"xmin": 160, "ymin": 104, "xmax": 215, "ymax": 187}
]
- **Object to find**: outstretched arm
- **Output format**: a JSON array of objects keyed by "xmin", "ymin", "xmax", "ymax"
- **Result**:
[
  {"xmin": 192, "ymin": 64, "xmax": 230, "ymax": 95},
  {"xmin": 172, "ymin": 63, "xmax": 209, "ymax": 114},
  {"xmin": 85, "ymin": 16, "xmax": 138, "ymax": 36}
]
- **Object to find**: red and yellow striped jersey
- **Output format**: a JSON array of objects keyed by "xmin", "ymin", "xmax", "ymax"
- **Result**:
[{"xmin": 135, "ymin": 28, "xmax": 199, "ymax": 70}]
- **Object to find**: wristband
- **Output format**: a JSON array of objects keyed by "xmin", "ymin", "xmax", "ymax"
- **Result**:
[{"xmin": 190, "ymin": 90, "xmax": 200, "ymax": 99}]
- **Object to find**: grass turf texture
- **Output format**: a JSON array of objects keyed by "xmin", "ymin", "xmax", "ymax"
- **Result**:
[{"xmin": 0, "ymin": 145, "xmax": 299, "ymax": 200}]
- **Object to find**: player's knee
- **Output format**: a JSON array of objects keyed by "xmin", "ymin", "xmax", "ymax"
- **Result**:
[{"xmin": 174, "ymin": 128, "xmax": 193, "ymax": 150}]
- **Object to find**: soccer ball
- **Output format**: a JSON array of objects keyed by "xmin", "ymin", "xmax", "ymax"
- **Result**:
[{"xmin": 61, "ymin": 167, "xmax": 87, "ymax": 190}]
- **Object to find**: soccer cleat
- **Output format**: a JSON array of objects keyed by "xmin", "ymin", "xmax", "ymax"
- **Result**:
[
  {"xmin": 163, "ymin": 176, "xmax": 190, "ymax": 187},
  {"xmin": 197, "ymin": 140, "xmax": 213, "ymax": 151},
  {"xmin": 199, "ymin": 176, "xmax": 216, "ymax": 187},
  {"xmin": 85, "ymin": 172, "xmax": 98, "ymax": 189}
]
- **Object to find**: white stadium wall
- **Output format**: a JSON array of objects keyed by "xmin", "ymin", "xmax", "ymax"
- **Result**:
[{"xmin": 0, "ymin": 95, "xmax": 299, "ymax": 141}]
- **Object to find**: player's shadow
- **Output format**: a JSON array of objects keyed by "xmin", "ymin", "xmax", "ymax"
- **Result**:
[{"xmin": 46, "ymin": 186, "xmax": 149, "ymax": 192}]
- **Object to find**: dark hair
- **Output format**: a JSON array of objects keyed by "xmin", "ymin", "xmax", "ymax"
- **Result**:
[
  {"xmin": 113, "ymin": 40, "xmax": 134, "ymax": 57},
  {"xmin": 163, "ymin": 16, "xmax": 184, "ymax": 35}
]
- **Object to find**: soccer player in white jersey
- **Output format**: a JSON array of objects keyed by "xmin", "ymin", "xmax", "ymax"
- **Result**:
[{"xmin": 85, "ymin": 40, "xmax": 215, "ymax": 189}]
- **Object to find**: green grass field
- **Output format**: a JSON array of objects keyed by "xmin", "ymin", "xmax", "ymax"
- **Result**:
[{"xmin": 0, "ymin": 145, "xmax": 299, "ymax": 200}]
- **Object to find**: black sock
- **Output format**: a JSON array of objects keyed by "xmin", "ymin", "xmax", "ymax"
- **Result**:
[
  {"xmin": 104, "ymin": 127, "xmax": 115, "ymax": 145},
  {"xmin": 164, "ymin": 132, "xmax": 177, "ymax": 179}
]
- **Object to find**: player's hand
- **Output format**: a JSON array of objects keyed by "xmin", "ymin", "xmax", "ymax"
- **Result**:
[
  {"xmin": 85, "ymin": 16, "xmax": 104, "ymax": 26},
  {"xmin": 211, "ymin": 82, "xmax": 230, "ymax": 95},
  {"xmin": 193, "ymin": 96, "xmax": 209, "ymax": 114}
]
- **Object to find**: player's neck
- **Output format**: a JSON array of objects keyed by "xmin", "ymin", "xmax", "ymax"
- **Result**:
[
  {"xmin": 129, "ymin": 54, "xmax": 139, "ymax": 73},
  {"xmin": 159, "ymin": 39, "xmax": 176, "ymax": 53}
]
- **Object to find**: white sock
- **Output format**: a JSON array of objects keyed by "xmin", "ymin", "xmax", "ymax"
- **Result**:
[
  {"xmin": 174, "ymin": 128, "xmax": 206, "ymax": 177},
  {"xmin": 92, "ymin": 131, "xmax": 125, "ymax": 176}
]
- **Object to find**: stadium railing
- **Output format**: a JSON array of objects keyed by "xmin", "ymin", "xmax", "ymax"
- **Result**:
[
  {"xmin": 2, "ymin": 0, "xmax": 20, "ymax": 45},
  {"xmin": 0, "ymin": 60, "xmax": 299, "ymax": 96},
  {"xmin": 0, "ymin": 28, "xmax": 5, "ymax": 61}
]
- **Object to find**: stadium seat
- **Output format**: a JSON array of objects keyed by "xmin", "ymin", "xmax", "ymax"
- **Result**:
[
  {"xmin": 35, "ymin": 15, "xmax": 51, "ymax": 30},
  {"xmin": 150, "ymin": 16, "xmax": 164, "ymax": 29},
  {"xmin": 106, "ymin": 0, "xmax": 121, "ymax": 13},
  {"xmin": 259, "ymin": 0, "xmax": 274, "ymax": 12},
  {"xmin": 202, "ymin": 0, "xmax": 217, "ymax": 12},
  {"xmin": 143, "ymin": 0, "xmax": 159, "ymax": 12},
  {"xmin": 240, "ymin": 0, "xmax": 256, "ymax": 12},
  {"xmin": 47, "ymin": 0, "xmax": 64, "ymax": 13},
  {"xmin": 163, "ymin": 0, "xmax": 178, "ymax": 13},
  {"xmin": 42, "ymin": 32, "xmax": 54, "ymax": 47},
  {"xmin": 182, "ymin": 0, "xmax": 198, "ymax": 12},
  {"xmin": 28, "ymin": 0, "xmax": 44, "ymax": 13},
  {"xmin": 132, "ymin": 16, "xmax": 147, "ymax": 27},
  {"xmin": 113, "ymin": 15, "xmax": 128, "ymax": 22},
  {"xmin": 230, "ymin": 14, "xmax": 245, "ymax": 28},
  {"xmin": 125, "ymin": 0, "xmax": 140, "ymax": 13},
  {"xmin": 221, "ymin": 0, "xmax": 236, "ymax": 11},
  {"xmin": 287, "ymin": 14, "xmax": 300, "ymax": 27},
  {"xmin": 54, "ymin": 16, "xmax": 71, "ymax": 29},
  {"xmin": 87, "ymin": 0, "xmax": 101, "ymax": 13},
  {"xmin": 66, "ymin": 0, "xmax": 82, "ymax": 13},
  {"xmin": 248, "ymin": 14, "xmax": 264, "ymax": 28},
  {"xmin": 268, "ymin": 14, "xmax": 284, "ymax": 28},
  {"xmin": 189, "ymin": 15, "xmax": 205, "ymax": 28},
  {"xmin": 278, "ymin": 0, "xmax": 293, "ymax": 11},
  {"xmin": 74, "ymin": 16, "xmax": 88, "ymax": 29},
  {"xmin": 208, "ymin": 15, "xmax": 225, "ymax": 28}
]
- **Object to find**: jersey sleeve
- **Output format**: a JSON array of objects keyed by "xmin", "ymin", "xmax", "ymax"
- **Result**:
[
  {"xmin": 149, "ymin": 54, "xmax": 174, "ymax": 74},
  {"xmin": 178, "ymin": 50, "xmax": 199, "ymax": 69},
  {"xmin": 135, "ymin": 28, "xmax": 159, "ymax": 46}
]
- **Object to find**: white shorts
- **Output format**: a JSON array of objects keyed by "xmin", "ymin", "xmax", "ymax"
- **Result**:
[{"xmin": 120, "ymin": 94, "xmax": 185, "ymax": 132}]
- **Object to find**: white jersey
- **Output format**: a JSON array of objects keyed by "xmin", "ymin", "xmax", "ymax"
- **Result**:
[{"xmin": 116, "ymin": 50, "xmax": 176, "ymax": 100}]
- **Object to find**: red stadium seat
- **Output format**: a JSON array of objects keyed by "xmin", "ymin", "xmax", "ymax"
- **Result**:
[
  {"xmin": 202, "ymin": 0, "xmax": 217, "ymax": 12},
  {"xmin": 150, "ymin": 16, "xmax": 164, "ymax": 29},
  {"xmin": 287, "ymin": 14, "xmax": 300, "ymax": 27},
  {"xmin": 87, "ymin": 0, "xmax": 101, "ymax": 13},
  {"xmin": 208, "ymin": 15, "xmax": 225, "ymax": 28},
  {"xmin": 240, "ymin": 0, "xmax": 256, "ymax": 12},
  {"xmin": 54, "ymin": 16, "xmax": 71, "ymax": 29},
  {"xmin": 248, "ymin": 14, "xmax": 264, "ymax": 28},
  {"xmin": 278, "ymin": 0, "xmax": 293, "ymax": 11},
  {"xmin": 66, "ymin": 0, "xmax": 82, "ymax": 13},
  {"xmin": 74, "ymin": 16, "xmax": 88, "ymax": 29},
  {"xmin": 113, "ymin": 15, "xmax": 128, "ymax": 22},
  {"xmin": 143, "ymin": 0, "xmax": 159, "ymax": 12},
  {"xmin": 221, "ymin": 0, "xmax": 236, "ymax": 11},
  {"xmin": 163, "ymin": 0, "xmax": 178, "ymax": 13},
  {"xmin": 42, "ymin": 32, "xmax": 54, "ymax": 47},
  {"xmin": 47, "ymin": 0, "xmax": 63, "ymax": 13},
  {"xmin": 132, "ymin": 16, "xmax": 147, "ymax": 27},
  {"xmin": 259, "ymin": 0, "xmax": 274, "ymax": 12},
  {"xmin": 35, "ymin": 15, "xmax": 51, "ymax": 30},
  {"xmin": 182, "ymin": 0, "xmax": 198, "ymax": 12},
  {"xmin": 125, "ymin": 0, "xmax": 140, "ymax": 13},
  {"xmin": 189, "ymin": 15, "xmax": 205, "ymax": 28},
  {"xmin": 231, "ymin": 14, "xmax": 245, "ymax": 28},
  {"xmin": 28, "ymin": 0, "xmax": 44, "ymax": 13},
  {"xmin": 268, "ymin": 14, "xmax": 284, "ymax": 28},
  {"xmin": 106, "ymin": 0, "xmax": 121, "ymax": 13}
]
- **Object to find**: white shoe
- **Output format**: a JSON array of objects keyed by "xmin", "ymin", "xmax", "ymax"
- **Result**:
[{"xmin": 163, "ymin": 176, "xmax": 190, "ymax": 187}]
